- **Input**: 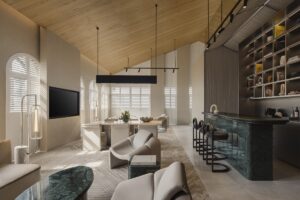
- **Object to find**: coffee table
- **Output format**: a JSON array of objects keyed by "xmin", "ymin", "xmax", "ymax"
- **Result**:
[
  {"xmin": 128, "ymin": 155, "xmax": 160, "ymax": 179},
  {"xmin": 16, "ymin": 166, "xmax": 94, "ymax": 200}
]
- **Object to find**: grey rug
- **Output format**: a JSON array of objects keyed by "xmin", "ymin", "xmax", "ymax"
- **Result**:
[{"xmin": 31, "ymin": 129, "xmax": 209, "ymax": 200}]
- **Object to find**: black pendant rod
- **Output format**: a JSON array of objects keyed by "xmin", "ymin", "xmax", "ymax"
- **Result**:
[
  {"xmin": 155, "ymin": 3, "xmax": 158, "ymax": 75},
  {"xmin": 96, "ymin": 26, "xmax": 99, "ymax": 75}
]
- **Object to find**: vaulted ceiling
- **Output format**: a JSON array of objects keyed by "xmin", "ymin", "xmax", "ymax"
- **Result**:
[{"xmin": 3, "ymin": 0, "xmax": 236, "ymax": 73}]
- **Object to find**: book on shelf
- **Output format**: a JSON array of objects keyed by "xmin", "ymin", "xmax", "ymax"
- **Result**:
[{"xmin": 255, "ymin": 64, "xmax": 263, "ymax": 73}]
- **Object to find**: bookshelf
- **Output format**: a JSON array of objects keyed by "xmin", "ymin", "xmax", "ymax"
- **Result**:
[{"xmin": 240, "ymin": 0, "xmax": 300, "ymax": 100}]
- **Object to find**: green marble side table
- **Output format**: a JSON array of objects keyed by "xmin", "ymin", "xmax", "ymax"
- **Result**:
[{"xmin": 16, "ymin": 166, "xmax": 94, "ymax": 200}]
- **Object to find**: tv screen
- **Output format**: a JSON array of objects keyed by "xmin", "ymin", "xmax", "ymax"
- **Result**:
[{"xmin": 49, "ymin": 87, "xmax": 80, "ymax": 119}]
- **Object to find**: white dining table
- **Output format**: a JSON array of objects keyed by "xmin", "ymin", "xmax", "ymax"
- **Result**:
[{"xmin": 81, "ymin": 120, "xmax": 162, "ymax": 150}]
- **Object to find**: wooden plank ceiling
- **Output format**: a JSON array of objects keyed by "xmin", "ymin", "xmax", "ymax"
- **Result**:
[{"xmin": 3, "ymin": 0, "xmax": 236, "ymax": 73}]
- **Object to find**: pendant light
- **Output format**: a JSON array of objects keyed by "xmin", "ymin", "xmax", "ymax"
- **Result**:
[
  {"xmin": 95, "ymin": 26, "xmax": 99, "ymax": 120},
  {"xmin": 96, "ymin": 27, "xmax": 157, "ymax": 83},
  {"xmin": 123, "ymin": 1, "xmax": 178, "ymax": 73}
]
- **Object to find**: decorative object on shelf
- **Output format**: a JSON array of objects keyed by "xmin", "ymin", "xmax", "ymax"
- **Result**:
[
  {"xmin": 276, "ymin": 71, "xmax": 285, "ymax": 81},
  {"xmin": 257, "ymin": 76, "xmax": 263, "ymax": 85},
  {"xmin": 120, "ymin": 111, "xmax": 130, "ymax": 123},
  {"xmin": 287, "ymin": 71, "xmax": 300, "ymax": 78},
  {"xmin": 280, "ymin": 55, "xmax": 286, "ymax": 65},
  {"xmin": 255, "ymin": 64, "xmax": 263, "ymax": 73},
  {"xmin": 290, "ymin": 107, "xmax": 300, "ymax": 120},
  {"xmin": 140, "ymin": 117, "xmax": 153, "ymax": 123},
  {"xmin": 279, "ymin": 83, "xmax": 285, "ymax": 96},
  {"xmin": 274, "ymin": 24, "xmax": 285, "ymax": 38},
  {"xmin": 267, "ymin": 36, "xmax": 273, "ymax": 42},
  {"xmin": 209, "ymin": 104, "xmax": 219, "ymax": 114},
  {"xmin": 265, "ymin": 88, "xmax": 272, "ymax": 97},
  {"xmin": 274, "ymin": 111, "xmax": 283, "ymax": 118},
  {"xmin": 265, "ymin": 108, "xmax": 276, "ymax": 117},
  {"xmin": 287, "ymin": 55, "xmax": 300, "ymax": 64},
  {"xmin": 295, "ymin": 107, "xmax": 299, "ymax": 119},
  {"xmin": 267, "ymin": 75, "xmax": 272, "ymax": 83},
  {"xmin": 288, "ymin": 91, "xmax": 300, "ymax": 95},
  {"xmin": 247, "ymin": 78, "xmax": 254, "ymax": 87}
]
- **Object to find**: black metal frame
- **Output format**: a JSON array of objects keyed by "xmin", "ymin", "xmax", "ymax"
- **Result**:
[{"xmin": 204, "ymin": 128, "xmax": 230, "ymax": 173}]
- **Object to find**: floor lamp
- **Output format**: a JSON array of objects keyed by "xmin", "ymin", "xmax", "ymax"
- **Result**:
[{"xmin": 14, "ymin": 94, "xmax": 42, "ymax": 164}]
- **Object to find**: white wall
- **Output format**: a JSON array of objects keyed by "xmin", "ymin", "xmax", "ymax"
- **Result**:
[
  {"xmin": 0, "ymin": 1, "xmax": 39, "ymax": 146},
  {"xmin": 190, "ymin": 42, "xmax": 205, "ymax": 120},
  {"xmin": 165, "ymin": 51, "xmax": 178, "ymax": 125},
  {"xmin": 40, "ymin": 28, "xmax": 81, "ymax": 150},
  {"xmin": 80, "ymin": 55, "xmax": 110, "ymax": 124},
  {"xmin": 151, "ymin": 55, "xmax": 165, "ymax": 117},
  {"xmin": 177, "ymin": 45, "xmax": 191, "ymax": 125}
]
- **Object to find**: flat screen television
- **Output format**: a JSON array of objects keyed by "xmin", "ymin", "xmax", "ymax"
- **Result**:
[{"xmin": 49, "ymin": 87, "xmax": 80, "ymax": 119}]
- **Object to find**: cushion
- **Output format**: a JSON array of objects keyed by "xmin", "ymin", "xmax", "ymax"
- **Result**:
[
  {"xmin": 132, "ymin": 130, "xmax": 153, "ymax": 149},
  {"xmin": 154, "ymin": 162, "xmax": 189, "ymax": 200},
  {"xmin": 0, "ymin": 164, "xmax": 40, "ymax": 188},
  {"xmin": 111, "ymin": 173, "xmax": 154, "ymax": 200}
]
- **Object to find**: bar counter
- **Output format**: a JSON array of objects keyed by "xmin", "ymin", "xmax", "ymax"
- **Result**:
[{"xmin": 204, "ymin": 112, "xmax": 289, "ymax": 180}]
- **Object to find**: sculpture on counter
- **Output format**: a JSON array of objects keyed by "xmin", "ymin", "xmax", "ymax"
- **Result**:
[{"xmin": 210, "ymin": 104, "xmax": 219, "ymax": 114}]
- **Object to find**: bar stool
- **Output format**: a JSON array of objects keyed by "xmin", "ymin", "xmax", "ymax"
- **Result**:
[
  {"xmin": 202, "ymin": 123, "xmax": 214, "ymax": 161},
  {"xmin": 196, "ymin": 120, "xmax": 205, "ymax": 155},
  {"xmin": 192, "ymin": 118, "xmax": 199, "ymax": 148},
  {"xmin": 205, "ymin": 128, "xmax": 230, "ymax": 173}
]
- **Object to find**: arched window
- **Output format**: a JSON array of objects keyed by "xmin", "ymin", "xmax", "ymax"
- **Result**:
[{"xmin": 6, "ymin": 53, "xmax": 40, "ymax": 113}]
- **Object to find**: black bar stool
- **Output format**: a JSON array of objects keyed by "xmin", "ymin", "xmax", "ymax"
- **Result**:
[
  {"xmin": 192, "ymin": 118, "xmax": 199, "ymax": 148},
  {"xmin": 205, "ymin": 128, "xmax": 230, "ymax": 173},
  {"xmin": 196, "ymin": 120, "xmax": 205, "ymax": 155},
  {"xmin": 202, "ymin": 123, "xmax": 215, "ymax": 161}
]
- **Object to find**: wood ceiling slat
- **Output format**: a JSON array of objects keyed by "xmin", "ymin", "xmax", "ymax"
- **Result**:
[{"xmin": 3, "ymin": 0, "xmax": 236, "ymax": 73}]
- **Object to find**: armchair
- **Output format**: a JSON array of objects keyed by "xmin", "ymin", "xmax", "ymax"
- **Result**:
[
  {"xmin": 155, "ymin": 114, "xmax": 169, "ymax": 130},
  {"xmin": 109, "ymin": 130, "xmax": 161, "ymax": 169},
  {"xmin": 0, "ymin": 140, "xmax": 41, "ymax": 199},
  {"xmin": 111, "ymin": 161, "xmax": 192, "ymax": 200}
]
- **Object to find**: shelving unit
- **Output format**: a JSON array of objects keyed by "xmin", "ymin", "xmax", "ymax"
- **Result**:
[{"xmin": 240, "ymin": 0, "xmax": 300, "ymax": 100}]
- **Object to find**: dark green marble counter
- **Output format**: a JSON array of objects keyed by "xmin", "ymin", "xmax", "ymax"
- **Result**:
[
  {"xmin": 204, "ymin": 112, "xmax": 289, "ymax": 124},
  {"xmin": 204, "ymin": 113, "xmax": 288, "ymax": 180}
]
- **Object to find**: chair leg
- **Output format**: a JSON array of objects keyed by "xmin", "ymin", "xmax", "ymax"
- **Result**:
[{"xmin": 211, "ymin": 137, "xmax": 230, "ymax": 173}]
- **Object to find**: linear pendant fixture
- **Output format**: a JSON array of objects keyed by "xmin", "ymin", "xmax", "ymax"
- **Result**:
[
  {"xmin": 96, "ymin": 75, "xmax": 157, "ymax": 84},
  {"xmin": 95, "ymin": 26, "xmax": 157, "ymax": 84}
]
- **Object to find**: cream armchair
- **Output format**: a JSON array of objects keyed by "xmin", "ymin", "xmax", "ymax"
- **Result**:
[
  {"xmin": 109, "ymin": 130, "xmax": 161, "ymax": 169},
  {"xmin": 0, "ymin": 140, "xmax": 41, "ymax": 199},
  {"xmin": 155, "ymin": 114, "xmax": 169, "ymax": 130},
  {"xmin": 111, "ymin": 162, "xmax": 192, "ymax": 200}
]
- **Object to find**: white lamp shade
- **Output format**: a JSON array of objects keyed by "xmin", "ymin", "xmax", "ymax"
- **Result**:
[{"xmin": 30, "ymin": 105, "xmax": 42, "ymax": 140}]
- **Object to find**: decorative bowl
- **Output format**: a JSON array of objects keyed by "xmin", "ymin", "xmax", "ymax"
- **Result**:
[{"xmin": 140, "ymin": 117, "xmax": 153, "ymax": 122}]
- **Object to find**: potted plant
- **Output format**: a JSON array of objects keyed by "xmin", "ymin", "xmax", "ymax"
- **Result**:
[{"xmin": 120, "ymin": 111, "xmax": 130, "ymax": 123}]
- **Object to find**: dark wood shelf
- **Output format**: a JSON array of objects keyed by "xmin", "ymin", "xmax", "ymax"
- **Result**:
[{"xmin": 240, "ymin": 0, "xmax": 300, "ymax": 100}]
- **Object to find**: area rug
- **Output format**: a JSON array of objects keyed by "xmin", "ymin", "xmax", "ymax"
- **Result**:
[{"xmin": 31, "ymin": 129, "xmax": 210, "ymax": 200}]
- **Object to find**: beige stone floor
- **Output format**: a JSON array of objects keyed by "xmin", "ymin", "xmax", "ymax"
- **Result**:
[{"xmin": 172, "ymin": 125, "xmax": 300, "ymax": 200}]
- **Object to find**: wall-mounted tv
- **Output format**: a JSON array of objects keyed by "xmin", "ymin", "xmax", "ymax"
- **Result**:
[{"xmin": 49, "ymin": 87, "xmax": 80, "ymax": 119}]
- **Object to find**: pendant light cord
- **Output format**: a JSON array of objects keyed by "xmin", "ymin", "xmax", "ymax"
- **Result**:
[
  {"xmin": 174, "ymin": 39, "xmax": 177, "ymax": 70},
  {"xmin": 155, "ymin": 3, "xmax": 158, "ymax": 75},
  {"xmin": 96, "ymin": 26, "xmax": 99, "ymax": 75},
  {"xmin": 207, "ymin": 0, "xmax": 210, "ymax": 42}
]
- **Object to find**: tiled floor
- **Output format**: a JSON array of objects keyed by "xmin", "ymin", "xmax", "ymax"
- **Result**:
[{"xmin": 172, "ymin": 125, "xmax": 300, "ymax": 200}]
